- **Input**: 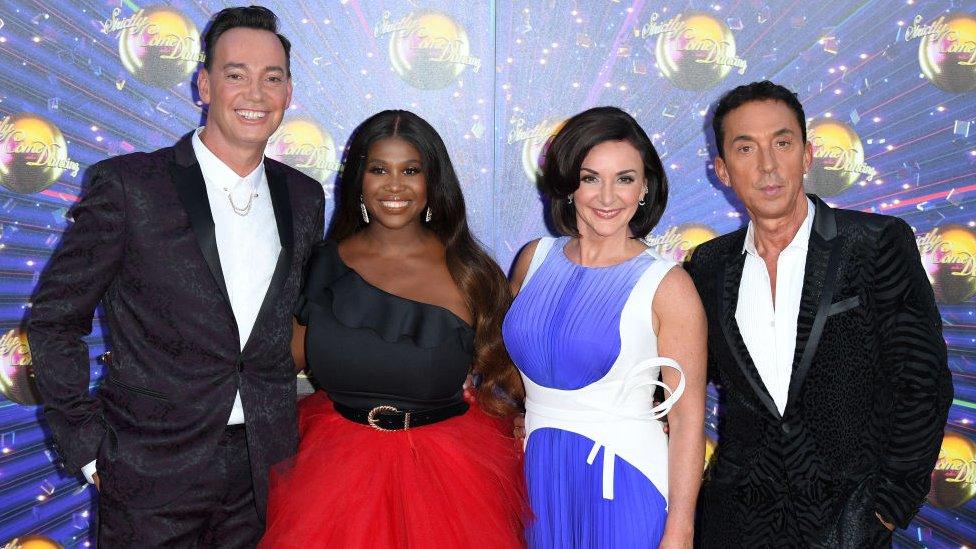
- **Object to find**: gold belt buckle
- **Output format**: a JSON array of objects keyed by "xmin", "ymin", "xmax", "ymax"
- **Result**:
[{"xmin": 366, "ymin": 405, "xmax": 411, "ymax": 431}]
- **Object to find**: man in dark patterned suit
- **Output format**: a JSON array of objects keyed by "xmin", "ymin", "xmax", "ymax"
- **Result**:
[
  {"xmin": 689, "ymin": 81, "xmax": 952, "ymax": 547},
  {"xmin": 27, "ymin": 6, "xmax": 323, "ymax": 547}
]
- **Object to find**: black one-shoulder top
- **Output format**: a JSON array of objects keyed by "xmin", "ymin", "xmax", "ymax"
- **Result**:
[{"xmin": 295, "ymin": 240, "xmax": 474, "ymax": 410}]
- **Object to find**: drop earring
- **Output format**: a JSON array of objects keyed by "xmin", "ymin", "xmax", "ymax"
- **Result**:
[
  {"xmin": 425, "ymin": 207, "xmax": 432, "ymax": 223},
  {"xmin": 638, "ymin": 186, "xmax": 647, "ymax": 206},
  {"xmin": 567, "ymin": 195, "xmax": 574, "ymax": 205},
  {"xmin": 360, "ymin": 195, "xmax": 370, "ymax": 223}
]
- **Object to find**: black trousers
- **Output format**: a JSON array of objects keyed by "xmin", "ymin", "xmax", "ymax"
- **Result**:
[{"xmin": 97, "ymin": 425, "xmax": 262, "ymax": 548}]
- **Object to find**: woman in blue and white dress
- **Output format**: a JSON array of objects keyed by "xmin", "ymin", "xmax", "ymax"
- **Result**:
[{"xmin": 503, "ymin": 107, "xmax": 707, "ymax": 548}]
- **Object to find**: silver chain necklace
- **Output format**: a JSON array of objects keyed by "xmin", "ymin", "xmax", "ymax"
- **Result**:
[{"xmin": 225, "ymin": 180, "xmax": 259, "ymax": 216}]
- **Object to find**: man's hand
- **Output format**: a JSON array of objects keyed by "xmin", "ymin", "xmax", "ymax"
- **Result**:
[
  {"xmin": 876, "ymin": 512, "xmax": 894, "ymax": 531},
  {"xmin": 92, "ymin": 472, "xmax": 100, "ymax": 492}
]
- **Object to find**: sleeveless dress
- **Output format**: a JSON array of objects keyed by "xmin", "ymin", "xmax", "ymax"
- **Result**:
[
  {"xmin": 502, "ymin": 237, "xmax": 685, "ymax": 548},
  {"xmin": 260, "ymin": 241, "xmax": 527, "ymax": 548}
]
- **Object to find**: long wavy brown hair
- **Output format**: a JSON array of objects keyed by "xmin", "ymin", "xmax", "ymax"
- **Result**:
[{"xmin": 330, "ymin": 110, "xmax": 523, "ymax": 417}]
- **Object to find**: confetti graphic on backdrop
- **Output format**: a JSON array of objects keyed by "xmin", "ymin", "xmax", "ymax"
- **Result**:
[{"xmin": 0, "ymin": 1, "xmax": 974, "ymax": 547}]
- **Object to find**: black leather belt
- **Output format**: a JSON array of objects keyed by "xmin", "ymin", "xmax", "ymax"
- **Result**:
[{"xmin": 334, "ymin": 401, "xmax": 469, "ymax": 431}]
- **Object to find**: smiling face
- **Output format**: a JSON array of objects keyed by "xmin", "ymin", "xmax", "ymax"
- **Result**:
[
  {"xmin": 571, "ymin": 140, "xmax": 647, "ymax": 240},
  {"xmin": 197, "ymin": 27, "xmax": 292, "ymax": 158},
  {"xmin": 361, "ymin": 137, "xmax": 428, "ymax": 230},
  {"xmin": 714, "ymin": 99, "xmax": 812, "ymax": 224}
]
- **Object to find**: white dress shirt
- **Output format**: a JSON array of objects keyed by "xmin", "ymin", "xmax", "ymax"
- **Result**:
[
  {"xmin": 734, "ymin": 198, "xmax": 815, "ymax": 415},
  {"xmin": 82, "ymin": 128, "xmax": 281, "ymax": 484}
]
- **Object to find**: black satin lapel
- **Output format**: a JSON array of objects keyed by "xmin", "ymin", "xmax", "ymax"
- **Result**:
[
  {"xmin": 267, "ymin": 163, "xmax": 294, "ymax": 250},
  {"xmin": 786, "ymin": 232, "xmax": 843, "ymax": 409},
  {"xmin": 719, "ymin": 249, "xmax": 782, "ymax": 419},
  {"xmin": 243, "ymin": 166, "xmax": 293, "ymax": 351},
  {"xmin": 169, "ymin": 161, "xmax": 230, "ymax": 304}
]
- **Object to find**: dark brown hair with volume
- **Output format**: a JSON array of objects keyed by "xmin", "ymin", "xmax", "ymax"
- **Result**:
[
  {"xmin": 331, "ymin": 110, "xmax": 523, "ymax": 417},
  {"xmin": 541, "ymin": 106, "xmax": 668, "ymax": 239}
]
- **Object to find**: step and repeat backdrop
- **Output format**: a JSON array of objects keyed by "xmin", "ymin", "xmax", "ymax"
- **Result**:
[{"xmin": 0, "ymin": 0, "xmax": 974, "ymax": 547}]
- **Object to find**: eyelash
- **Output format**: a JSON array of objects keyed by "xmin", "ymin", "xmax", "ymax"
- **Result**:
[
  {"xmin": 225, "ymin": 74, "xmax": 284, "ymax": 83},
  {"xmin": 368, "ymin": 166, "xmax": 421, "ymax": 175},
  {"xmin": 580, "ymin": 175, "xmax": 635, "ymax": 183},
  {"xmin": 738, "ymin": 141, "xmax": 792, "ymax": 153}
]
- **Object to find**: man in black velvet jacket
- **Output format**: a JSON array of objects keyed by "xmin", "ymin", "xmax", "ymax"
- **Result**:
[
  {"xmin": 27, "ymin": 6, "xmax": 323, "ymax": 546},
  {"xmin": 689, "ymin": 81, "xmax": 952, "ymax": 548}
]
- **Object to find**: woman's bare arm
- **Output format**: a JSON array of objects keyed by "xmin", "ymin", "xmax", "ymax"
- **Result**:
[
  {"xmin": 292, "ymin": 318, "xmax": 307, "ymax": 374},
  {"xmin": 509, "ymin": 239, "xmax": 541, "ymax": 295},
  {"xmin": 654, "ymin": 266, "xmax": 707, "ymax": 548}
]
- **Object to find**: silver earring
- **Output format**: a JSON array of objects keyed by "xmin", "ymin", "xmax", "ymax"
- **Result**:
[
  {"xmin": 360, "ymin": 195, "xmax": 369, "ymax": 223},
  {"xmin": 638, "ymin": 187, "xmax": 647, "ymax": 206},
  {"xmin": 567, "ymin": 195, "xmax": 574, "ymax": 205},
  {"xmin": 425, "ymin": 206, "xmax": 432, "ymax": 223}
]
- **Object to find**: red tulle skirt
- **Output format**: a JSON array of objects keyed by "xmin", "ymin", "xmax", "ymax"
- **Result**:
[{"xmin": 260, "ymin": 391, "xmax": 529, "ymax": 548}]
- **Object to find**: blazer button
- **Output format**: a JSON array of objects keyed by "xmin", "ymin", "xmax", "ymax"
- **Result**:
[
  {"xmin": 236, "ymin": 358, "xmax": 244, "ymax": 372},
  {"xmin": 781, "ymin": 422, "xmax": 793, "ymax": 435}
]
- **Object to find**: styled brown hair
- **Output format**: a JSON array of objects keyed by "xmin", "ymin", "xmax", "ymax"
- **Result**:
[
  {"xmin": 331, "ymin": 110, "xmax": 523, "ymax": 416},
  {"xmin": 541, "ymin": 106, "xmax": 668, "ymax": 239}
]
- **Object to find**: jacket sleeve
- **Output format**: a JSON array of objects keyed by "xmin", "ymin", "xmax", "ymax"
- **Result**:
[
  {"xmin": 685, "ymin": 250, "xmax": 718, "ymax": 384},
  {"xmin": 311, "ymin": 185, "xmax": 325, "ymax": 248},
  {"xmin": 27, "ymin": 160, "xmax": 126, "ymax": 475},
  {"xmin": 872, "ymin": 217, "xmax": 953, "ymax": 528}
]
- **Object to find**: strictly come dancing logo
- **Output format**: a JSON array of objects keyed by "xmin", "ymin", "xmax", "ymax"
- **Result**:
[
  {"xmin": 266, "ymin": 118, "xmax": 342, "ymax": 197},
  {"xmin": 917, "ymin": 224, "xmax": 976, "ymax": 304},
  {"xmin": 375, "ymin": 10, "xmax": 481, "ymax": 90},
  {"xmin": 804, "ymin": 119, "xmax": 876, "ymax": 197},
  {"xmin": 0, "ymin": 114, "xmax": 79, "ymax": 194},
  {"xmin": 0, "ymin": 535, "xmax": 63, "ymax": 549},
  {"xmin": 928, "ymin": 432, "xmax": 976, "ymax": 508},
  {"xmin": 508, "ymin": 117, "xmax": 566, "ymax": 182},
  {"xmin": 636, "ymin": 11, "xmax": 747, "ymax": 90},
  {"xmin": 905, "ymin": 12, "xmax": 976, "ymax": 93},
  {"xmin": 101, "ymin": 6, "xmax": 203, "ymax": 89},
  {"xmin": 0, "ymin": 328, "xmax": 39, "ymax": 406},
  {"xmin": 645, "ymin": 224, "xmax": 717, "ymax": 263}
]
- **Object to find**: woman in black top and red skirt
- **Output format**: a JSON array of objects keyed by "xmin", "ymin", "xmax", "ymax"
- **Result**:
[{"xmin": 260, "ymin": 110, "xmax": 527, "ymax": 548}]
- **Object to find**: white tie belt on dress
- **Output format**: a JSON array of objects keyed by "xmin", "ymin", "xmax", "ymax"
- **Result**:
[{"xmin": 523, "ymin": 357, "xmax": 686, "ymax": 501}]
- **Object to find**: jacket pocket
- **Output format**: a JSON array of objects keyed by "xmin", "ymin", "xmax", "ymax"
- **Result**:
[
  {"xmin": 708, "ymin": 457, "xmax": 746, "ymax": 486},
  {"xmin": 107, "ymin": 377, "xmax": 169, "ymax": 400},
  {"xmin": 828, "ymin": 295, "xmax": 860, "ymax": 316}
]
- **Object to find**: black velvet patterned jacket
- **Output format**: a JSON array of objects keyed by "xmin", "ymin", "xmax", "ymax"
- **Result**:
[
  {"xmin": 688, "ymin": 195, "xmax": 952, "ymax": 548},
  {"xmin": 28, "ymin": 132, "xmax": 324, "ymax": 515}
]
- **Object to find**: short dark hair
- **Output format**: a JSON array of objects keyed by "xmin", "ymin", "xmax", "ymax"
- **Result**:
[
  {"xmin": 202, "ymin": 6, "xmax": 291, "ymax": 77},
  {"xmin": 540, "ymin": 106, "xmax": 667, "ymax": 239},
  {"xmin": 712, "ymin": 80, "xmax": 806, "ymax": 159}
]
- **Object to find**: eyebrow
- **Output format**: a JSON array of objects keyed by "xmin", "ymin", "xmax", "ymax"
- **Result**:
[
  {"xmin": 580, "ymin": 167, "xmax": 637, "ymax": 176},
  {"xmin": 221, "ymin": 62, "xmax": 286, "ymax": 73},
  {"xmin": 729, "ymin": 128, "xmax": 796, "ymax": 143},
  {"xmin": 366, "ymin": 157, "xmax": 422, "ymax": 164}
]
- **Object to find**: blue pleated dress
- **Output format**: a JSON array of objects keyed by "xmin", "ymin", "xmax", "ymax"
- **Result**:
[{"xmin": 502, "ymin": 237, "xmax": 684, "ymax": 548}]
